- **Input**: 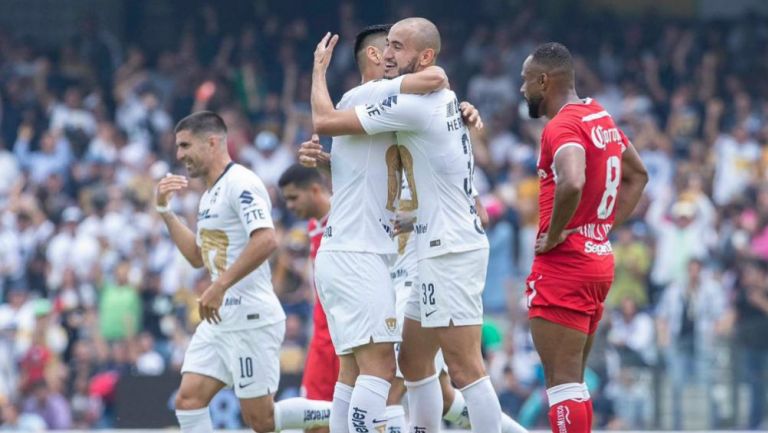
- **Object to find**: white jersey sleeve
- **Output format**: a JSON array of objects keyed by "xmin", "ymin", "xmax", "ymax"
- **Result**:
[
  {"xmin": 230, "ymin": 172, "xmax": 274, "ymax": 235},
  {"xmin": 355, "ymin": 94, "xmax": 432, "ymax": 135}
]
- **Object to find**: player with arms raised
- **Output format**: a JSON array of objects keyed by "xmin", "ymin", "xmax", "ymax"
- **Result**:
[
  {"xmin": 519, "ymin": 43, "xmax": 648, "ymax": 433},
  {"xmin": 156, "ymin": 112, "xmax": 331, "ymax": 433}
]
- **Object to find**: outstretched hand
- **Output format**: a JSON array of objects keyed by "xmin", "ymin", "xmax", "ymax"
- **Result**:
[
  {"xmin": 314, "ymin": 32, "xmax": 339, "ymax": 72},
  {"xmin": 298, "ymin": 134, "xmax": 330, "ymax": 168}
]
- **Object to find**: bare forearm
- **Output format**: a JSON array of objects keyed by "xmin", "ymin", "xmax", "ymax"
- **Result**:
[
  {"xmin": 311, "ymin": 67, "xmax": 335, "ymax": 131},
  {"xmin": 548, "ymin": 184, "xmax": 582, "ymax": 238},
  {"xmin": 161, "ymin": 212, "xmax": 203, "ymax": 268},
  {"xmin": 215, "ymin": 228, "xmax": 277, "ymax": 292}
]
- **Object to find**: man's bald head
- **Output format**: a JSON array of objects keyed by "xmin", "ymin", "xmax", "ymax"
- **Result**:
[{"xmin": 391, "ymin": 17, "xmax": 441, "ymax": 55}]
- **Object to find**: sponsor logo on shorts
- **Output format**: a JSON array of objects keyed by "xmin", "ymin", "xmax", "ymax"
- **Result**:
[
  {"xmin": 246, "ymin": 313, "xmax": 260, "ymax": 320},
  {"xmin": 556, "ymin": 405, "xmax": 571, "ymax": 433},
  {"xmin": 425, "ymin": 310, "xmax": 437, "ymax": 318},
  {"xmin": 303, "ymin": 409, "xmax": 331, "ymax": 423},
  {"xmin": 385, "ymin": 317, "xmax": 398, "ymax": 335},
  {"xmin": 238, "ymin": 382, "xmax": 255, "ymax": 389},
  {"xmin": 584, "ymin": 240, "xmax": 613, "ymax": 255},
  {"xmin": 429, "ymin": 239, "xmax": 441, "ymax": 247},
  {"xmin": 351, "ymin": 407, "xmax": 369, "ymax": 433}
]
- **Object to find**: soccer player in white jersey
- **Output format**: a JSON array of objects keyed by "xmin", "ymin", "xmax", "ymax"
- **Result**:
[
  {"xmin": 156, "ymin": 111, "xmax": 331, "ymax": 433},
  {"xmin": 307, "ymin": 24, "xmax": 457, "ymax": 433},
  {"xmin": 311, "ymin": 18, "xmax": 502, "ymax": 433}
]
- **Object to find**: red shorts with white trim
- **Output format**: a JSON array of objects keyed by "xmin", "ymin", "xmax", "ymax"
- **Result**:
[
  {"xmin": 301, "ymin": 336, "xmax": 339, "ymax": 401},
  {"xmin": 524, "ymin": 272, "xmax": 611, "ymax": 335}
]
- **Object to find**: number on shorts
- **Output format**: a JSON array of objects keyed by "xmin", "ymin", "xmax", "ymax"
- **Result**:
[
  {"xmin": 239, "ymin": 357, "xmax": 253, "ymax": 378},
  {"xmin": 597, "ymin": 156, "xmax": 621, "ymax": 219},
  {"xmin": 421, "ymin": 283, "xmax": 435, "ymax": 306}
]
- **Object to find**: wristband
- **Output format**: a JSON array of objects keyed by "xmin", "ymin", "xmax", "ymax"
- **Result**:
[{"xmin": 156, "ymin": 204, "xmax": 171, "ymax": 214}]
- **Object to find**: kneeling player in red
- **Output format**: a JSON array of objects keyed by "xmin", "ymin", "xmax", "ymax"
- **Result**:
[
  {"xmin": 520, "ymin": 43, "xmax": 648, "ymax": 433},
  {"xmin": 279, "ymin": 163, "xmax": 338, "ymax": 433}
]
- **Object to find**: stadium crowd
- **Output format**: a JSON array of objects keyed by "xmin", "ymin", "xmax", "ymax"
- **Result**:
[{"xmin": 0, "ymin": 2, "xmax": 767, "ymax": 430}]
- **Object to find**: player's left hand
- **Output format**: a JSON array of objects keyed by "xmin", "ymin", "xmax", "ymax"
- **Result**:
[
  {"xmin": 459, "ymin": 101, "xmax": 484, "ymax": 130},
  {"xmin": 314, "ymin": 32, "xmax": 339, "ymax": 72},
  {"xmin": 534, "ymin": 229, "xmax": 577, "ymax": 255},
  {"xmin": 198, "ymin": 283, "xmax": 225, "ymax": 324}
]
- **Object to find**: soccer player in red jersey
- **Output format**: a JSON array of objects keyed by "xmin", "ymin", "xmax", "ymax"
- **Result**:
[
  {"xmin": 519, "ymin": 43, "xmax": 649, "ymax": 433},
  {"xmin": 278, "ymin": 163, "xmax": 335, "ymax": 433}
]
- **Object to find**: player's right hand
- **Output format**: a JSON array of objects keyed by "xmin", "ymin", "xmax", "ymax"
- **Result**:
[
  {"xmin": 314, "ymin": 32, "xmax": 339, "ymax": 72},
  {"xmin": 156, "ymin": 173, "xmax": 189, "ymax": 207},
  {"xmin": 298, "ymin": 134, "xmax": 330, "ymax": 168}
]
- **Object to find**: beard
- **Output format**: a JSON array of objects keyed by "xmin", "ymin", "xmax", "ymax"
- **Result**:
[
  {"xmin": 385, "ymin": 56, "xmax": 419, "ymax": 79},
  {"xmin": 526, "ymin": 94, "xmax": 543, "ymax": 119}
]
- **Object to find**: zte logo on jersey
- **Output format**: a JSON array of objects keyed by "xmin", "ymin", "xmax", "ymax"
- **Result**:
[
  {"xmin": 590, "ymin": 125, "xmax": 621, "ymax": 149},
  {"xmin": 244, "ymin": 209, "xmax": 266, "ymax": 224}
]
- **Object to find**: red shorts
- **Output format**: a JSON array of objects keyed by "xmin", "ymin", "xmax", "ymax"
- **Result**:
[
  {"xmin": 525, "ymin": 272, "xmax": 611, "ymax": 335},
  {"xmin": 301, "ymin": 336, "xmax": 339, "ymax": 400}
]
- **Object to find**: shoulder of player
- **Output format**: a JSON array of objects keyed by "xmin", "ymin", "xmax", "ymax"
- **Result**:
[{"xmin": 225, "ymin": 164, "xmax": 268, "ymax": 194}]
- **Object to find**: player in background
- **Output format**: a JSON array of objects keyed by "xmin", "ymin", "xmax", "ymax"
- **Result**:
[
  {"xmin": 311, "ymin": 18, "xmax": 502, "ymax": 433},
  {"xmin": 519, "ymin": 43, "xmax": 648, "ymax": 433},
  {"xmin": 156, "ymin": 112, "xmax": 331, "ymax": 433},
  {"xmin": 305, "ymin": 24, "xmax": 457, "ymax": 433},
  {"xmin": 278, "ymin": 163, "xmax": 335, "ymax": 433}
]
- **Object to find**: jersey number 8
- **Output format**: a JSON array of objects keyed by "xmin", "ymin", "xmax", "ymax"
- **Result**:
[{"xmin": 597, "ymin": 156, "xmax": 621, "ymax": 219}]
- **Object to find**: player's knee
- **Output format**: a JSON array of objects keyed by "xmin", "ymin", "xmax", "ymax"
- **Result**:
[
  {"xmin": 444, "ymin": 357, "xmax": 485, "ymax": 388},
  {"xmin": 242, "ymin": 410, "xmax": 274, "ymax": 433},
  {"xmin": 174, "ymin": 390, "xmax": 207, "ymax": 411}
]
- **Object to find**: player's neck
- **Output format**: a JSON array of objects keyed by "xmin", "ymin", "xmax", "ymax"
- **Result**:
[
  {"xmin": 546, "ymin": 89, "xmax": 582, "ymax": 119},
  {"xmin": 204, "ymin": 157, "xmax": 233, "ymax": 190}
]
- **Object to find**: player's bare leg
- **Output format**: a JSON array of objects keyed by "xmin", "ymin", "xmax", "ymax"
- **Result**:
[
  {"xmin": 348, "ymin": 342, "xmax": 395, "ymax": 433},
  {"xmin": 581, "ymin": 332, "xmax": 596, "ymax": 429},
  {"xmin": 239, "ymin": 394, "xmax": 276, "ymax": 433},
  {"xmin": 175, "ymin": 373, "xmax": 226, "ymax": 433},
  {"xmin": 398, "ymin": 318, "xmax": 441, "ymax": 433},
  {"xmin": 438, "ymin": 323, "xmax": 501, "ymax": 433},
  {"xmin": 530, "ymin": 317, "xmax": 591, "ymax": 433}
]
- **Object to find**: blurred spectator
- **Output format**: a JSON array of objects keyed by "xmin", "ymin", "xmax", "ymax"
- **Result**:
[
  {"xmin": 98, "ymin": 260, "xmax": 141, "ymax": 341},
  {"xmin": 607, "ymin": 226, "xmax": 652, "ymax": 308},
  {"xmin": 21, "ymin": 380, "xmax": 72, "ymax": 430},
  {"xmin": 656, "ymin": 259, "xmax": 729, "ymax": 429},
  {"xmin": 134, "ymin": 332, "xmax": 164, "ymax": 376},
  {"xmin": 735, "ymin": 260, "xmax": 768, "ymax": 430}
]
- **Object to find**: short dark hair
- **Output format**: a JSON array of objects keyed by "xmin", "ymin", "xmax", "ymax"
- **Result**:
[
  {"xmin": 531, "ymin": 42, "xmax": 574, "ymax": 72},
  {"xmin": 174, "ymin": 111, "xmax": 227, "ymax": 136},
  {"xmin": 353, "ymin": 24, "xmax": 391, "ymax": 66},
  {"xmin": 278, "ymin": 164, "xmax": 324, "ymax": 189}
]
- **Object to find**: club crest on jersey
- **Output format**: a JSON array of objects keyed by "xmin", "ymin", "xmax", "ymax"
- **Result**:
[
  {"xmin": 384, "ymin": 317, "xmax": 398, "ymax": 335},
  {"xmin": 590, "ymin": 125, "xmax": 621, "ymax": 149}
]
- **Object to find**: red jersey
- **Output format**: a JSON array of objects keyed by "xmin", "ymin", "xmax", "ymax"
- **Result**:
[
  {"xmin": 532, "ymin": 98, "xmax": 627, "ymax": 281},
  {"xmin": 307, "ymin": 216, "xmax": 331, "ymax": 342}
]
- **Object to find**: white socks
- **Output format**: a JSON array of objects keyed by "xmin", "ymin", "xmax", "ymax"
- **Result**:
[
  {"xmin": 546, "ymin": 382, "xmax": 585, "ymax": 406},
  {"xmin": 404, "ymin": 374, "xmax": 442, "ymax": 433},
  {"xmin": 274, "ymin": 397, "xmax": 332, "ymax": 431},
  {"xmin": 461, "ymin": 376, "xmax": 502, "ymax": 433},
  {"xmin": 348, "ymin": 375, "xmax": 390, "ymax": 433},
  {"xmin": 331, "ymin": 382, "xmax": 353, "ymax": 433},
  {"xmin": 176, "ymin": 407, "xmax": 213, "ymax": 433},
  {"xmin": 385, "ymin": 405, "xmax": 406, "ymax": 433},
  {"xmin": 443, "ymin": 388, "xmax": 470, "ymax": 428},
  {"xmin": 445, "ymin": 388, "xmax": 528, "ymax": 433}
]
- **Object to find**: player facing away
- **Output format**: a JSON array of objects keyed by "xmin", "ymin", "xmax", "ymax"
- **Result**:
[
  {"xmin": 278, "ymin": 163, "xmax": 336, "ymax": 433},
  {"xmin": 304, "ymin": 24, "xmax": 455, "ymax": 433},
  {"xmin": 155, "ymin": 112, "xmax": 331, "ymax": 433},
  {"xmin": 311, "ymin": 18, "xmax": 501, "ymax": 433},
  {"xmin": 519, "ymin": 43, "xmax": 649, "ymax": 433}
]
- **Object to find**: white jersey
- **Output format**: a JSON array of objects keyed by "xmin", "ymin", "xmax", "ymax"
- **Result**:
[
  {"xmin": 196, "ymin": 163, "xmax": 285, "ymax": 331},
  {"xmin": 391, "ymin": 175, "xmax": 417, "ymax": 284},
  {"xmin": 318, "ymin": 76, "xmax": 405, "ymax": 255},
  {"xmin": 356, "ymin": 89, "xmax": 489, "ymax": 259}
]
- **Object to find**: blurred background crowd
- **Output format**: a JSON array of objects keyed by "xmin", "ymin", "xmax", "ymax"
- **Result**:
[{"xmin": 0, "ymin": 0, "xmax": 767, "ymax": 430}]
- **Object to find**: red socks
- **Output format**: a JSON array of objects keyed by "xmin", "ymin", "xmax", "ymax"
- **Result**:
[{"xmin": 546, "ymin": 383, "xmax": 591, "ymax": 433}]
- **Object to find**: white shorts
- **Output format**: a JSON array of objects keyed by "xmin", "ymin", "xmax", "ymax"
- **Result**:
[
  {"xmin": 315, "ymin": 251, "xmax": 401, "ymax": 355},
  {"xmin": 181, "ymin": 320, "xmax": 285, "ymax": 399},
  {"xmin": 403, "ymin": 249, "xmax": 488, "ymax": 328}
]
